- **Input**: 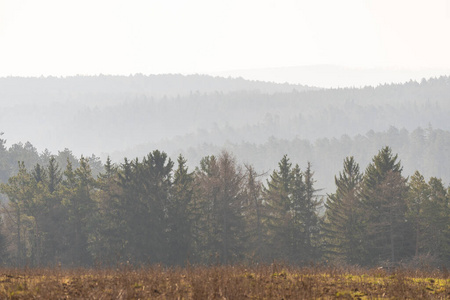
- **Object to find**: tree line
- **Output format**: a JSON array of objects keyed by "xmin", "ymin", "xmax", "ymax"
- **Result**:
[
  {"xmin": 0, "ymin": 146, "xmax": 448, "ymax": 268},
  {"xmin": 173, "ymin": 126, "xmax": 450, "ymax": 193}
]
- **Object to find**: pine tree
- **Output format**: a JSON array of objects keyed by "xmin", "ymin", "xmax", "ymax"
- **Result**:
[
  {"xmin": 406, "ymin": 171, "xmax": 429, "ymax": 258},
  {"xmin": 61, "ymin": 157, "xmax": 96, "ymax": 265},
  {"xmin": 196, "ymin": 151, "xmax": 246, "ymax": 263},
  {"xmin": 90, "ymin": 156, "xmax": 124, "ymax": 265},
  {"xmin": 32, "ymin": 163, "xmax": 47, "ymax": 183},
  {"xmin": 0, "ymin": 162, "xmax": 34, "ymax": 266},
  {"xmin": 361, "ymin": 147, "xmax": 411, "ymax": 265},
  {"xmin": 114, "ymin": 157, "xmax": 136, "ymax": 263},
  {"xmin": 300, "ymin": 162, "xmax": 322, "ymax": 261},
  {"xmin": 288, "ymin": 164, "xmax": 306, "ymax": 262},
  {"xmin": 263, "ymin": 155, "xmax": 293, "ymax": 260},
  {"xmin": 422, "ymin": 177, "xmax": 450, "ymax": 265},
  {"xmin": 141, "ymin": 150, "xmax": 173, "ymax": 263},
  {"xmin": 166, "ymin": 155, "xmax": 196, "ymax": 265},
  {"xmin": 47, "ymin": 156, "xmax": 62, "ymax": 194},
  {"xmin": 324, "ymin": 157, "xmax": 364, "ymax": 264},
  {"xmin": 242, "ymin": 164, "xmax": 268, "ymax": 262},
  {"xmin": 114, "ymin": 151, "xmax": 174, "ymax": 264},
  {"xmin": 40, "ymin": 156, "xmax": 65, "ymax": 265}
]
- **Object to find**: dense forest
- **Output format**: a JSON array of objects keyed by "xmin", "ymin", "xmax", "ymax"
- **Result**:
[
  {"xmin": 1, "ymin": 75, "xmax": 449, "ymax": 161},
  {"xmin": 173, "ymin": 125, "xmax": 450, "ymax": 192},
  {"xmin": 1, "ymin": 125, "xmax": 449, "ymax": 196},
  {"xmin": 0, "ymin": 74, "xmax": 449, "ymax": 268},
  {"xmin": 1, "ymin": 75, "xmax": 450, "ymax": 193},
  {"xmin": 0, "ymin": 142, "xmax": 448, "ymax": 268}
]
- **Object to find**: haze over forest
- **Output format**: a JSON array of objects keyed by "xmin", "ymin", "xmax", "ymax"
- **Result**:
[
  {"xmin": 1, "ymin": 74, "xmax": 449, "ymax": 192},
  {"xmin": 1, "ymin": 72, "xmax": 450, "ymax": 267}
]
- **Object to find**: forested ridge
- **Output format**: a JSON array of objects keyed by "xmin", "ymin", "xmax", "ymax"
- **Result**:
[
  {"xmin": 173, "ymin": 126, "xmax": 450, "ymax": 193},
  {"xmin": 0, "ymin": 139, "xmax": 448, "ymax": 268},
  {"xmin": 0, "ymin": 74, "xmax": 449, "ymax": 268},
  {"xmin": 1, "ymin": 75, "xmax": 449, "ymax": 160}
]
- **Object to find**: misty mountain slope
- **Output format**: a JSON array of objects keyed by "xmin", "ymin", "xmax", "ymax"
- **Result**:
[
  {"xmin": 0, "ymin": 74, "xmax": 314, "ymax": 106},
  {"xmin": 1, "ymin": 126, "xmax": 448, "ymax": 195},
  {"xmin": 214, "ymin": 65, "xmax": 450, "ymax": 88},
  {"xmin": 107, "ymin": 76, "xmax": 450, "ymax": 155},
  {"xmin": 0, "ymin": 74, "xmax": 449, "ymax": 158},
  {"xmin": 155, "ymin": 127, "xmax": 449, "ymax": 193}
]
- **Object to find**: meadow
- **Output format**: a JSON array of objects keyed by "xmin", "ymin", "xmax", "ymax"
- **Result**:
[{"xmin": 0, "ymin": 264, "xmax": 448, "ymax": 299}]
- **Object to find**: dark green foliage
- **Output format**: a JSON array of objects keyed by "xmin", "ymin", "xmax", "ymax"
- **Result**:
[
  {"xmin": 407, "ymin": 171, "xmax": 430, "ymax": 258},
  {"xmin": 422, "ymin": 177, "xmax": 450, "ymax": 264},
  {"xmin": 166, "ymin": 155, "xmax": 196, "ymax": 265},
  {"xmin": 264, "ymin": 155, "xmax": 293, "ymax": 260},
  {"xmin": 300, "ymin": 162, "xmax": 322, "ymax": 261},
  {"xmin": 324, "ymin": 157, "xmax": 365, "ymax": 264},
  {"xmin": 0, "ymin": 162, "xmax": 34, "ymax": 266},
  {"xmin": 195, "ymin": 151, "xmax": 246, "ymax": 264},
  {"xmin": 32, "ymin": 164, "xmax": 46, "ymax": 183},
  {"xmin": 0, "ymin": 143, "xmax": 449, "ymax": 268},
  {"xmin": 242, "ymin": 165, "xmax": 268, "ymax": 262},
  {"xmin": 405, "ymin": 173, "xmax": 450, "ymax": 267},
  {"xmin": 61, "ymin": 157, "xmax": 96, "ymax": 266},
  {"xmin": 360, "ymin": 147, "xmax": 411, "ymax": 265},
  {"xmin": 39, "ymin": 157, "xmax": 65, "ymax": 265},
  {"xmin": 90, "ymin": 156, "xmax": 123, "ymax": 265},
  {"xmin": 47, "ymin": 156, "xmax": 62, "ymax": 194},
  {"xmin": 113, "ymin": 151, "xmax": 174, "ymax": 264},
  {"xmin": 264, "ymin": 157, "xmax": 322, "ymax": 263}
]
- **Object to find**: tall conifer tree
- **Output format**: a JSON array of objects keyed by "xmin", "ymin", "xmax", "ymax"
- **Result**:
[
  {"xmin": 324, "ymin": 157, "xmax": 364, "ymax": 264},
  {"xmin": 361, "ymin": 147, "xmax": 410, "ymax": 265},
  {"xmin": 264, "ymin": 155, "xmax": 293, "ymax": 260},
  {"xmin": 166, "ymin": 155, "xmax": 196, "ymax": 265}
]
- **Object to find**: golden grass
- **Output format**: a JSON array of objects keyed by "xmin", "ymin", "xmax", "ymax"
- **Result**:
[{"xmin": 0, "ymin": 264, "xmax": 448, "ymax": 299}]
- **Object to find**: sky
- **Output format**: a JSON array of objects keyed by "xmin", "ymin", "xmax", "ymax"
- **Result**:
[{"xmin": 1, "ymin": 0, "xmax": 450, "ymax": 85}]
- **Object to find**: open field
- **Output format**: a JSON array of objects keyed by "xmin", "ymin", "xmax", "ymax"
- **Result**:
[{"xmin": 0, "ymin": 265, "xmax": 448, "ymax": 299}]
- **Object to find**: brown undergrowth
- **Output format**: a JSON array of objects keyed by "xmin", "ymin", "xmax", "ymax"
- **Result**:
[{"xmin": 0, "ymin": 264, "xmax": 448, "ymax": 299}]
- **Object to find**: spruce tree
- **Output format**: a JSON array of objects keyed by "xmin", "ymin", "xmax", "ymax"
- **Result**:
[
  {"xmin": 300, "ymin": 162, "xmax": 322, "ymax": 261},
  {"xmin": 263, "ymin": 155, "xmax": 293, "ymax": 260},
  {"xmin": 288, "ymin": 164, "xmax": 306, "ymax": 262},
  {"xmin": 91, "ymin": 156, "xmax": 124, "ymax": 265},
  {"xmin": 41, "ymin": 156, "xmax": 65, "ymax": 265},
  {"xmin": 47, "ymin": 156, "xmax": 62, "ymax": 194},
  {"xmin": 406, "ymin": 171, "xmax": 429, "ymax": 257},
  {"xmin": 196, "ymin": 151, "xmax": 246, "ymax": 264},
  {"xmin": 61, "ymin": 157, "xmax": 96, "ymax": 265},
  {"xmin": 113, "ymin": 151, "xmax": 174, "ymax": 264},
  {"xmin": 361, "ymin": 147, "xmax": 410, "ymax": 265},
  {"xmin": 324, "ymin": 157, "xmax": 364, "ymax": 264},
  {"xmin": 243, "ymin": 164, "xmax": 267, "ymax": 262},
  {"xmin": 422, "ymin": 177, "xmax": 450, "ymax": 265},
  {"xmin": 166, "ymin": 155, "xmax": 196, "ymax": 265},
  {"xmin": 0, "ymin": 162, "xmax": 34, "ymax": 266}
]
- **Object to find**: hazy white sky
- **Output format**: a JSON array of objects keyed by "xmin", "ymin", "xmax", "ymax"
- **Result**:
[{"xmin": 1, "ymin": 0, "xmax": 450, "ymax": 78}]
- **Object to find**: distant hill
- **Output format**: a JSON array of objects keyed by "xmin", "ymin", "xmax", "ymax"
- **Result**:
[
  {"xmin": 0, "ymin": 74, "xmax": 450, "ymax": 192},
  {"xmin": 214, "ymin": 65, "xmax": 450, "ymax": 88},
  {"xmin": 109, "ymin": 75, "xmax": 450, "ymax": 156},
  {"xmin": 174, "ymin": 126, "xmax": 450, "ymax": 193},
  {"xmin": 0, "ymin": 74, "xmax": 449, "ymax": 187},
  {"xmin": 0, "ymin": 74, "xmax": 315, "ymax": 107}
]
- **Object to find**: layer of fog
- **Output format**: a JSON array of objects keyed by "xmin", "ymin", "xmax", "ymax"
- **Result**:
[{"xmin": 1, "ymin": 72, "xmax": 449, "ymax": 192}]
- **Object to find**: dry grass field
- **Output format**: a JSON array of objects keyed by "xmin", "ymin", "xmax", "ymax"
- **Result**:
[{"xmin": 0, "ymin": 264, "xmax": 448, "ymax": 299}]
